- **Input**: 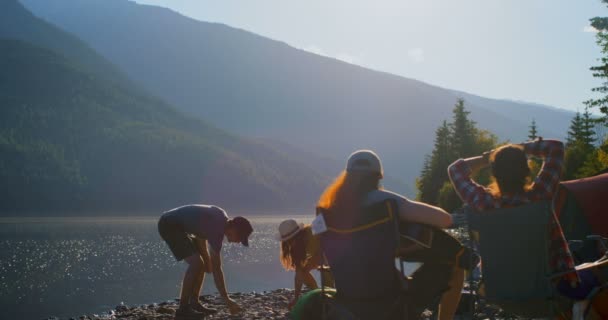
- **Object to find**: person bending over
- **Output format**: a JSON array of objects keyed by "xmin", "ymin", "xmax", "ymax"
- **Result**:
[
  {"xmin": 277, "ymin": 219, "xmax": 332, "ymax": 309},
  {"xmin": 158, "ymin": 204, "xmax": 253, "ymax": 319}
]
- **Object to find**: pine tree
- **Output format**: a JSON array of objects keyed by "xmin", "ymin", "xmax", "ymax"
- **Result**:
[
  {"xmin": 577, "ymin": 138, "xmax": 608, "ymax": 177},
  {"xmin": 581, "ymin": 106, "xmax": 597, "ymax": 148},
  {"xmin": 416, "ymin": 121, "xmax": 452, "ymax": 204},
  {"xmin": 450, "ymin": 99, "xmax": 477, "ymax": 158},
  {"xmin": 565, "ymin": 109, "xmax": 597, "ymax": 179},
  {"xmin": 416, "ymin": 98, "xmax": 497, "ymax": 210},
  {"xmin": 528, "ymin": 119, "xmax": 538, "ymax": 140},
  {"xmin": 567, "ymin": 111, "xmax": 583, "ymax": 147},
  {"xmin": 585, "ymin": 4, "xmax": 608, "ymax": 124}
]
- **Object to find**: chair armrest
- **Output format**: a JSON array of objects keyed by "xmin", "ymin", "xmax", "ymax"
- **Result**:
[
  {"xmin": 317, "ymin": 265, "xmax": 331, "ymax": 271},
  {"xmin": 586, "ymin": 235, "xmax": 608, "ymax": 252},
  {"xmin": 569, "ymin": 240, "xmax": 584, "ymax": 252}
]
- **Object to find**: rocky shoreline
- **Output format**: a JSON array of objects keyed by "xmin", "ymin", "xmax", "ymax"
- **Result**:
[
  {"xmin": 47, "ymin": 289, "xmax": 293, "ymax": 320},
  {"xmin": 45, "ymin": 287, "xmax": 505, "ymax": 320}
]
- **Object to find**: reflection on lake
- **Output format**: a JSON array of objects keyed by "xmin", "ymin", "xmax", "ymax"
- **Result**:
[{"xmin": 0, "ymin": 216, "xmax": 311, "ymax": 319}]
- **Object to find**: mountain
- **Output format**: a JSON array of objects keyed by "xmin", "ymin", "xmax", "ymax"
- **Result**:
[
  {"xmin": 451, "ymin": 90, "xmax": 574, "ymax": 139},
  {"xmin": 0, "ymin": 38, "xmax": 331, "ymax": 214},
  {"xmin": 0, "ymin": 0, "xmax": 133, "ymax": 89},
  {"xmin": 0, "ymin": 1, "xmax": 331, "ymax": 214},
  {"xmin": 21, "ymin": 0, "xmax": 575, "ymax": 191}
]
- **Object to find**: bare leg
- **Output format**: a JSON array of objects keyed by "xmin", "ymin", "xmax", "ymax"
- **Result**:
[
  {"xmin": 180, "ymin": 254, "xmax": 203, "ymax": 308},
  {"xmin": 437, "ymin": 265, "xmax": 465, "ymax": 320},
  {"xmin": 190, "ymin": 260, "xmax": 206, "ymax": 304},
  {"xmin": 299, "ymin": 269, "xmax": 319, "ymax": 290}
]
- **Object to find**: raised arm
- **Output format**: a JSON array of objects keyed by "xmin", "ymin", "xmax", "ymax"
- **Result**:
[
  {"xmin": 399, "ymin": 198, "xmax": 453, "ymax": 229},
  {"xmin": 524, "ymin": 139, "xmax": 564, "ymax": 198},
  {"xmin": 447, "ymin": 153, "xmax": 495, "ymax": 211},
  {"xmin": 210, "ymin": 249, "xmax": 242, "ymax": 315}
]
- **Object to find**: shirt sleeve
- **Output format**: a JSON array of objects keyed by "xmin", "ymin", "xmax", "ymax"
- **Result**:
[
  {"xmin": 525, "ymin": 140, "xmax": 576, "ymax": 281},
  {"xmin": 447, "ymin": 159, "xmax": 496, "ymax": 211},
  {"xmin": 525, "ymin": 140, "xmax": 565, "ymax": 200},
  {"xmin": 548, "ymin": 211, "xmax": 579, "ymax": 282}
]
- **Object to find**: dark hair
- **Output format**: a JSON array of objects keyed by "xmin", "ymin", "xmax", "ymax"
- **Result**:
[
  {"xmin": 280, "ymin": 225, "xmax": 311, "ymax": 270},
  {"xmin": 226, "ymin": 216, "xmax": 253, "ymax": 245},
  {"xmin": 489, "ymin": 144, "xmax": 531, "ymax": 196}
]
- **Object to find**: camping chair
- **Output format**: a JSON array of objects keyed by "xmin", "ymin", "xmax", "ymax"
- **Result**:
[
  {"xmin": 554, "ymin": 173, "xmax": 608, "ymax": 263},
  {"xmin": 467, "ymin": 200, "xmax": 608, "ymax": 319},
  {"xmin": 313, "ymin": 199, "xmax": 412, "ymax": 320}
]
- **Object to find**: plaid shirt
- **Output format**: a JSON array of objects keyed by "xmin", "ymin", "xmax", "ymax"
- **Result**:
[{"xmin": 448, "ymin": 140, "xmax": 577, "ymax": 281}]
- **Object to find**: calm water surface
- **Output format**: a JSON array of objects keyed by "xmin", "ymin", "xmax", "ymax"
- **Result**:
[{"xmin": 0, "ymin": 216, "xmax": 311, "ymax": 319}]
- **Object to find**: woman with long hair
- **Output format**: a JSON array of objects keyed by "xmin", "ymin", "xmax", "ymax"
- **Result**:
[
  {"xmin": 277, "ymin": 219, "xmax": 324, "ymax": 309},
  {"xmin": 447, "ymin": 138, "xmax": 576, "ymax": 282},
  {"xmin": 317, "ymin": 150, "xmax": 464, "ymax": 320},
  {"xmin": 448, "ymin": 138, "xmax": 564, "ymax": 210}
]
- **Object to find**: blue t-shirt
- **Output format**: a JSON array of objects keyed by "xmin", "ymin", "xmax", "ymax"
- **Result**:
[{"xmin": 163, "ymin": 204, "xmax": 228, "ymax": 253}]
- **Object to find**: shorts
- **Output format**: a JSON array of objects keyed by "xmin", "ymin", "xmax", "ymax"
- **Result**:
[
  {"xmin": 403, "ymin": 230, "xmax": 465, "ymax": 310},
  {"xmin": 158, "ymin": 215, "xmax": 200, "ymax": 261},
  {"xmin": 408, "ymin": 262, "xmax": 454, "ymax": 310}
]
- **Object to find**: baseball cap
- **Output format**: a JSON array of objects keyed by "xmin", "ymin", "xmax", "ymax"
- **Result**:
[
  {"xmin": 232, "ymin": 216, "xmax": 253, "ymax": 247},
  {"xmin": 346, "ymin": 150, "xmax": 383, "ymax": 178}
]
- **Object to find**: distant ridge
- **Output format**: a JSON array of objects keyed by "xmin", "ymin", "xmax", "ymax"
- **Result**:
[
  {"xmin": 0, "ymin": 2, "xmax": 331, "ymax": 214},
  {"xmin": 0, "ymin": 0, "xmax": 133, "ymax": 88},
  {"xmin": 22, "ymin": 0, "xmax": 575, "ymax": 189}
]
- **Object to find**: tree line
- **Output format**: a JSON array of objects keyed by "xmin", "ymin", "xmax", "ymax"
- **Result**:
[
  {"xmin": 416, "ymin": 2, "xmax": 608, "ymax": 212},
  {"xmin": 415, "ymin": 100, "xmax": 607, "ymax": 213}
]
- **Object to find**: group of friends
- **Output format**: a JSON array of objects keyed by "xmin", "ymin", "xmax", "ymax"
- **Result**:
[{"xmin": 157, "ymin": 138, "xmax": 567, "ymax": 319}]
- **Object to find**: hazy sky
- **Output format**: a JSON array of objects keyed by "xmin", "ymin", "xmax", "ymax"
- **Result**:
[{"xmin": 135, "ymin": 0, "xmax": 607, "ymax": 112}]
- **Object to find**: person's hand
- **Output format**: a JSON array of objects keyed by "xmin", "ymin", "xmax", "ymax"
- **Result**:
[{"xmin": 226, "ymin": 298, "xmax": 242, "ymax": 315}]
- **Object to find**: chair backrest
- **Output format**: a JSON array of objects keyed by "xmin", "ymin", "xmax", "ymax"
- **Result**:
[
  {"xmin": 554, "ymin": 173, "xmax": 608, "ymax": 240},
  {"xmin": 467, "ymin": 201, "xmax": 558, "ymax": 317},
  {"xmin": 318, "ymin": 199, "xmax": 400, "ymax": 301}
]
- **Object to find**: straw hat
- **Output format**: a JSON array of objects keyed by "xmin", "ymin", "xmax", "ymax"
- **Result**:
[{"xmin": 276, "ymin": 219, "xmax": 305, "ymax": 241}]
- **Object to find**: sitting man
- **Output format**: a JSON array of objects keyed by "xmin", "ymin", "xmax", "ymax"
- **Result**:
[{"xmin": 158, "ymin": 204, "xmax": 253, "ymax": 319}]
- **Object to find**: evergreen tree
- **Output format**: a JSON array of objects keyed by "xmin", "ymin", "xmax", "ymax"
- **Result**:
[
  {"xmin": 416, "ymin": 121, "xmax": 452, "ymax": 204},
  {"xmin": 581, "ymin": 107, "xmax": 597, "ymax": 148},
  {"xmin": 528, "ymin": 119, "xmax": 538, "ymax": 140},
  {"xmin": 567, "ymin": 111, "xmax": 583, "ymax": 147},
  {"xmin": 577, "ymin": 138, "xmax": 608, "ymax": 178},
  {"xmin": 416, "ymin": 98, "xmax": 498, "ymax": 211},
  {"xmin": 450, "ymin": 99, "xmax": 477, "ymax": 158},
  {"xmin": 564, "ymin": 109, "xmax": 597, "ymax": 179},
  {"xmin": 595, "ymin": 122, "xmax": 608, "ymax": 147},
  {"xmin": 585, "ymin": 3, "xmax": 608, "ymax": 124}
]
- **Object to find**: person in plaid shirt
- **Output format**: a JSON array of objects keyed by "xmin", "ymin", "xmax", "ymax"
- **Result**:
[{"xmin": 447, "ymin": 138, "xmax": 578, "ymax": 283}]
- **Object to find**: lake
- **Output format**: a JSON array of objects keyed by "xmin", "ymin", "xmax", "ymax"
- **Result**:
[{"xmin": 0, "ymin": 216, "xmax": 313, "ymax": 319}]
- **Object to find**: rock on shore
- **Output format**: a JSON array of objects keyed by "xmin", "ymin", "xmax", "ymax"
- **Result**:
[
  {"xmin": 46, "ymin": 287, "xmax": 505, "ymax": 320},
  {"xmin": 52, "ymin": 289, "xmax": 292, "ymax": 320}
]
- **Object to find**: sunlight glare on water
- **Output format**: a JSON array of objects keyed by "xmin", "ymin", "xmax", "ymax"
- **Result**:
[{"xmin": 0, "ymin": 215, "xmax": 312, "ymax": 319}]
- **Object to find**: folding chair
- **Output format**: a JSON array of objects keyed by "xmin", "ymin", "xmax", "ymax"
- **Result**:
[
  {"xmin": 554, "ymin": 173, "xmax": 608, "ymax": 264},
  {"xmin": 313, "ymin": 199, "xmax": 412, "ymax": 320},
  {"xmin": 467, "ymin": 200, "xmax": 608, "ymax": 319}
]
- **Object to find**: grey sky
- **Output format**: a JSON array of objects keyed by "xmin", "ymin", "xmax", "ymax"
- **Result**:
[{"xmin": 135, "ymin": 0, "xmax": 607, "ymax": 112}]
